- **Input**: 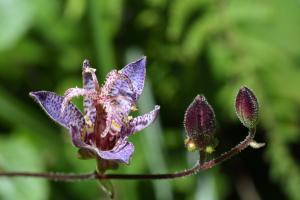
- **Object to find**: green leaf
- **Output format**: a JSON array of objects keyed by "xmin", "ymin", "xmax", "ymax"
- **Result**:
[
  {"xmin": 0, "ymin": 0, "xmax": 35, "ymax": 50},
  {"xmin": 0, "ymin": 131, "xmax": 49, "ymax": 200}
]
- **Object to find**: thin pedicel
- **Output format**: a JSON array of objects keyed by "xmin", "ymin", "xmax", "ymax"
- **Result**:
[
  {"xmin": 0, "ymin": 59, "xmax": 264, "ymax": 183},
  {"xmin": 0, "ymin": 119, "xmax": 261, "ymax": 181}
]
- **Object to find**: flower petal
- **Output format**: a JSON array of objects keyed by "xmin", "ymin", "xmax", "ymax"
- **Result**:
[
  {"xmin": 61, "ymin": 87, "xmax": 91, "ymax": 115},
  {"xmin": 77, "ymin": 140, "xmax": 134, "ymax": 164},
  {"xmin": 82, "ymin": 59, "xmax": 98, "ymax": 123},
  {"xmin": 70, "ymin": 125, "xmax": 86, "ymax": 147},
  {"xmin": 30, "ymin": 91, "xmax": 85, "ymax": 130},
  {"xmin": 98, "ymin": 141, "xmax": 134, "ymax": 164},
  {"xmin": 120, "ymin": 57, "xmax": 146, "ymax": 99},
  {"xmin": 103, "ymin": 70, "xmax": 136, "ymax": 115},
  {"xmin": 125, "ymin": 105, "xmax": 160, "ymax": 136}
]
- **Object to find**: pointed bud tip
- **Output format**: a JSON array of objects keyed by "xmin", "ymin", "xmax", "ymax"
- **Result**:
[
  {"xmin": 184, "ymin": 95, "xmax": 216, "ymax": 148},
  {"xmin": 235, "ymin": 86, "xmax": 259, "ymax": 129},
  {"xmin": 195, "ymin": 94, "xmax": 206, "ymax": 102}
]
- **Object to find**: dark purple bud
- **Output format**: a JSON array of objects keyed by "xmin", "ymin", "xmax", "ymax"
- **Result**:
[
  {"xmin": 184, "ymin": 95, "xmax": 216, "ymax": 150},
  {"xmin": 235, "ymin": 86, "xmax": 259, "ymax": 129}
]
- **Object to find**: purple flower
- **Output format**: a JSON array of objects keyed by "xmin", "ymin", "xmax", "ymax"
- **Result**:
[{"xmin": 30, "ymin": 57, "xmax": 160, "ymax": 164}]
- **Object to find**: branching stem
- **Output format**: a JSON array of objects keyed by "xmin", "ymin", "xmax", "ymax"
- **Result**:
[{"xmin": 0, "ymin": 129, "xmax": 261, "ymax": 181}]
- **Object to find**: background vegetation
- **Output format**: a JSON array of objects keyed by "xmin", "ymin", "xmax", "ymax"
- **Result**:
[{"xmin": 0, "ymin": 0, "xmax": 300, "ymax": 199}]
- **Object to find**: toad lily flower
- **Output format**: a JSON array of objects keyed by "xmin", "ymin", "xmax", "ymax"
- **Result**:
[{"xmin": 30, "ymin": 57, "xmax": 160, "ymax": 164}]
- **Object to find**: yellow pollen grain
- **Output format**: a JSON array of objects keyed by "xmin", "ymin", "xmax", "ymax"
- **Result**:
[
  {"xmin": 84, "ymin": 115, "xmax": 92, "ymax": 125},
  {"xmin": 84, "ymin": 115, "xmax": 94, "ymax": 133},
  {"xmin": 185, "ymin": 138, "xmax": 197, "ymax": 152},
  {"xmin": 111, "ymin": 120, "xmax": 121, "ymax": 132},
  {"xmin": 187, "ymin": 142, "xmax": 197, "ymax": 152},
  {"xmin": 205, "ymin": 146, "xmax": 215, "ymax": 154},
  {"xmin": 127, "ymin": 116, "xmax": 133, "ymax": 121},
  {"xmin": 80, "ymin": 129, "xmax": 86, "ymax": 140},
  {"xmin": 131, "ymin": 105, "xmax": 138, "ymax": 111}
]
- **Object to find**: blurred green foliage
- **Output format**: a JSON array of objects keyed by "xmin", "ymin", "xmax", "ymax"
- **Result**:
[{"xmin": 0, "ymin": 0, "xmax": 300, "ymax": 199}]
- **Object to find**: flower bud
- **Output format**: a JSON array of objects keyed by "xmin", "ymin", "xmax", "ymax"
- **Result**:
[
  {"xmin": 235, "ymin": 86, "xmax": 259, "ymax": 129},
  {"xmin": 184, "ymin": 95, "xmax": 216, "ymax": 150}
]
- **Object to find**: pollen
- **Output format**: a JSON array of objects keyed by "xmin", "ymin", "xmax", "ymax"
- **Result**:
[
  {"xmin": 111, "ymin": 120, "xmax": 121, "ymax": 132},
  {"xmin": 185, "ymin": 138, "xmax": 197, "ymax": 152},
  {"xmin": 205, "ymin": 146, "xmax": 215, "ymax": 154},
  {"xmin": 84, "ymin": 115, "xmax": 94, "ymax": 133},
  {"xmin": 130, "ymin": 105, "xmax": 138, "ymax": 112},
  {"xmin": 80, "ymin": 129, "xmax": 86, "ymax": 141}
]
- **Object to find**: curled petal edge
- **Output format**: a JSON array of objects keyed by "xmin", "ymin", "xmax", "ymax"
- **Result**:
[
  {"xmin": 125, "ymin": 105, "xmax": 160, "ymax": 136},
  {"xmin": 70, "ymin": 126, "xmax": 134, "ymax": 164}
]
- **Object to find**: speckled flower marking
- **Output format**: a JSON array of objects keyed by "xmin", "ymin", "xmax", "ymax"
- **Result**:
[{"xmin": 30, "ymin": 57, "xmax": 160, "ymax": 164}]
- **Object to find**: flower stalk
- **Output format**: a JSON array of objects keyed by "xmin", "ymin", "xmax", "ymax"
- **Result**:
[
  {"xmin": 0, "ymin": 128, "xmax": 261, "ymax": 181},
  {"xmin": 0, "ymin": 59, "xmax": 265, "ymax": 185}
]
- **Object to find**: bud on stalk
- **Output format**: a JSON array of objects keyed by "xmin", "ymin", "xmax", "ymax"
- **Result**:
[
  {"xmin": 184, "ymin": 95, "xmax": 216, "ymax": 151},
  {"xmin": 235, "ymin": 86, "xmax": 259, "ymax": 129}
]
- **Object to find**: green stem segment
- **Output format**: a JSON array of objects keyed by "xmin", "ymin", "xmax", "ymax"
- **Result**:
[{"xmin": 0, "ymin": 129, "xmax": 259, "ymax": 181}]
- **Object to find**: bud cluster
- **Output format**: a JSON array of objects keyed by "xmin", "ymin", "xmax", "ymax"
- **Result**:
[{"xmin": 183, "ymin": 86, "xmax": 259, "ymax": 153}]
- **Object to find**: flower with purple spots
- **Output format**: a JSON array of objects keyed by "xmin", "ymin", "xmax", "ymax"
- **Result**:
[{"xmin": 30, "ymin": 57, "xmax": 160, "ymax": 165}]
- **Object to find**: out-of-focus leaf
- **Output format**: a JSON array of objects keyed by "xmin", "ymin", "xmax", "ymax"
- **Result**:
[
  {"xmin": 126, "ymin": 50, "xmax": 174, "ymax": 200},
  {"xmin": 89, "ymin": 0, "xmax": 123, "ymax": 78},
  {"xmin": 0, "ymin": 131, "xmax": 49, "ymax": 200},
  {"xmin": 0, "ymin": 87, "xmax": 54, "ymax": 136},
  {"xmin": 167, "ymin": 0, "xmax": 210, "ymax": 41},
  {"xmin": 195, "ymin": 172, "xmax": 218, "ymax": 200},
  {"xmin": 0, "ymin": 0, "xmax": 35, "ymax": 50}
]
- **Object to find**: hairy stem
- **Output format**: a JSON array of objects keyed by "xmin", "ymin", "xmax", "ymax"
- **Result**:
[{"xmin": 0, "ymin": 129, "xmax": 259, "ymax": 181}]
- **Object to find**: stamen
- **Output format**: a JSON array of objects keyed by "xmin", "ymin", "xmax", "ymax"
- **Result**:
[
  {"xmin": 130, "ymin": 105, "xmax": 138, "ymax": 112},
  {"xmin": 111, "ymin": 120, "xmax": 121, "ymax": 132}
]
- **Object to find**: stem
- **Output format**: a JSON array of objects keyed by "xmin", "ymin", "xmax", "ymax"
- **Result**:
[{"xmin": 0, "ymin": 129, "xmax": 257, "ymax": 181}]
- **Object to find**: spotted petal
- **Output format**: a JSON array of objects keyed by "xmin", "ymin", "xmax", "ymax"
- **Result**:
[
  {"xmin": 82, "ymin": 59, "xmax": 98, "ymax": 123},
  {"xmin": 120, "ymin": 57, "xmax": 146, "ymax": 99},
  {"xmin": 74, "ymin": 139, "xmax": 134, "ymax": 164},
  {"xmin": 70, "ymin": 125, "xmax": 86, "ymax": 148},
  {"xmin": 98, "ymin": 141, "xmax": 134, "ymax": 164},
  {"xmin": 69, "ymin": 124, "xmax": 134, "ymax": 164},
  {"xmin": 30, "ymin": 91, "xmax": 85, "ymax": 131},
  {"xmin": 125, "ymin": 105, "xmax": 160, "ymax": 136},
  {"xmin": 103, "ymin": 71, "xmax": 137, "ymax": 116}
]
